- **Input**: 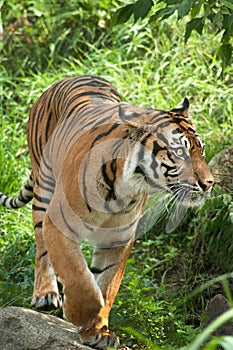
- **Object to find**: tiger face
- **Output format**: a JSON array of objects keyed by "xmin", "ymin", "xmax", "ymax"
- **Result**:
[{"xmin": 119, "ymin": 99, "xmax": 214, "ymax": 207}]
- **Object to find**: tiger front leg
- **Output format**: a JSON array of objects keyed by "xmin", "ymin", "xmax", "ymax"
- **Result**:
[
  {"xmin": 43, "ymin": 213, "xmax": 119, "ymax": 349},
  {"xmin": 31, "ymin": 225, "xmax": 62, "ymax": 311},
  {"xmin": 84, "ymin": 241, "xmax": 134, "ymax": 347}
]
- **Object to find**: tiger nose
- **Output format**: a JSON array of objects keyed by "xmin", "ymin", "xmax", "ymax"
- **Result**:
[{"xmin": 198, "ymin": 178, "xmax": 214, "ymax": 192}]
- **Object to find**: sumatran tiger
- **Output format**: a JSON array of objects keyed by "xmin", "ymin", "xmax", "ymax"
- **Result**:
[{"xmin": 0, "ymin": 75, "xmax": 214, "ymax": 349}]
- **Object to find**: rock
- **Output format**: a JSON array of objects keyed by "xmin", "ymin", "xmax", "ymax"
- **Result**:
[
  {"xmin": 204, "ymin": 294, "xmax": 233, "ymax": 336},
  {"xmin": 208, "ymin": 146, "xmax": 233, "ymax": 191},
  {"xmin": 0, "ymin": 306, "xmax": 92, "ymax": 350}
]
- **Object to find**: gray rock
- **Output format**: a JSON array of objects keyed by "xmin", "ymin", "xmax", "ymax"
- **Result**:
[
  {"xmin": 208, "ymin": 146, "xmax": 233, "ymax": 191},
  {"xmin": 204, "ymin": 294, "xmax": 233, "ymax": 336},
  {"xmin": 0, "ymin": 306, "xmax": 92, "ymax": 350}
]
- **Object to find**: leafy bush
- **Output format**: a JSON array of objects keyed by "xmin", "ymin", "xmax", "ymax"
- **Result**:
[
  {"xmin": 2, "ymin": 0, "xmax": 115, "ymax": 74},
  {"xmin": 116, "ymin": 0, "xmax": 233, "ymax": 69},
  {"xmin": 196, "ymin": 188, "xmax": 233, "ymax": 272},
  {"xmin": 0, "ymin": 206, "xmax": 34, "ymax": 307}
]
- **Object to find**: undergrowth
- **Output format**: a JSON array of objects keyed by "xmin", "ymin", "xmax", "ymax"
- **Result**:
[{"xmin": 1, "ymin": 1, "xmax": 233, "ymax": 349}]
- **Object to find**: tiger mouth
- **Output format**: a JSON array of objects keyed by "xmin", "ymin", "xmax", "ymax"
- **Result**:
[
  {"xmin": 180, "ymin": 194, "xmax": 206, "ymax": 207},
  {"xmin": 169, "ymin": 184, "xmax": 210, "ymax": 207}
]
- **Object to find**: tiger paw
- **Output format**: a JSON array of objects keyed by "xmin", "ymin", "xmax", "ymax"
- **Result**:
[
  {"xmin": 31, "ymin": 292, "xmax": 62, "ymax": 311},
  {"xmin": 79, "ymin": 325, "xmax": 120, "ymax": 349}
]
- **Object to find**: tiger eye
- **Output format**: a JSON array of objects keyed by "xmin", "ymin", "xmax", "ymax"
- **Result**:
[{"xmin": 176, "ymin": 148, "xmax": 184, "ymax": 156}]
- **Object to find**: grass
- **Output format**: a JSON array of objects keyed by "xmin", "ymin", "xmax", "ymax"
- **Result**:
[{"xmin": 1, "ymin": 1, "xmax": 233, "ymax": 349}]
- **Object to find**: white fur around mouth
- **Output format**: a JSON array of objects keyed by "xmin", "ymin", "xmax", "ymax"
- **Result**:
[{"xmin": 178, "ymin": 191, "xmax": 212, "ymax": 207}]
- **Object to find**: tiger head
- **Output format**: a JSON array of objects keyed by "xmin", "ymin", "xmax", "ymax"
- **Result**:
[{"xmin": 119, "ymin": 98, "xmax": 214, "ymax": 207}]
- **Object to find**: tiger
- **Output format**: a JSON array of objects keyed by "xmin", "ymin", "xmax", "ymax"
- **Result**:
[{"xmin": 0, "ymin": 75, "xmax": 214, "ymax": 349}]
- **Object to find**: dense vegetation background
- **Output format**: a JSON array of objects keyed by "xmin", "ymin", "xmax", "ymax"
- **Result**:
[{"xmin": 0, "ymin": 1, "xmax": 233, "ymax": 349}]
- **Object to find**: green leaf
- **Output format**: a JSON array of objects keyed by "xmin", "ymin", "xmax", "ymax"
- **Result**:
[
  {"xmin": 223, "ymin": 13, "xmax": 233, "ymax": 34},
  {"xmin": 151, "ymin": 5, "xmax": 177, "ymax": 21},
  {"xmin": 133, "ymin": 0, "xmax": 154, "ymax": 22},
  {"xmin": 213, "ymin": 12, "xmax": 224, "ymax": 30},
  {"xmin": 204, "ymin": 336, "xmax": 233, "ymax": 350},
  {"xmin": 116, "ymin": 4, "xmax": 134, "ymax": 24},
  {"xmin": 218, "ymin": 43, "xmax": 233, "ymax": 69},
  {"xmin": 219, "ymin": 336, "xmax": 233, "ymax": 350},
  {"xmin": 123, "ymin": 327, "xmax": 163, "ymax": 350},
  {"xmin": 190, "ymin": 2, "xmax": 202, "ymax": 19},
  {"xmin": 177, "ymin": 0, "xmax": 194, "ymax": 19},
  {"xmin": 221, "ymin": 7, "xmax": 231, "ymax": 15},
  {"xmin": 185, "ymin": 17, "xmax": 204, "ymax": 42},
  {"xmin": 158, "ymin": 0, "xmax": 177, "ymax": 4},
  {"xmin": 220, "ymin": 0, "xmax": 233, "ymax": 10}
]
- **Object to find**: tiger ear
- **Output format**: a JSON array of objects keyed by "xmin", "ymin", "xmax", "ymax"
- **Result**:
[
  {"xmin": 118, "ymin": 104, "xmax": 151, "ymax": 141},
  {"xmin": 171, "ymin": 97, "xmax": 189, "ymax": 117}
]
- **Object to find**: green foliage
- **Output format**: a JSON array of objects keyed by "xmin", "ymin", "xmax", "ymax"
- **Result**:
[
  {"xmin": 207, "ymin": 336, "xmax": 233, "ymax": 350},
  {"xmin": 113, "ymin": 240, "xmax": 199, "ymax": 349},
  {"xmin": 1, "ymin": 0, "xmax": 115, "ymax": 74},
  {"xmin": 116, "ymin": 0, "xmax": 233, "ymax": 69},
  {"xmin": 0, "ymin": 207, "xmax": 34, "ymax": 307},
  {"xmin": 197, "ymin": 188, "xmax": 233, "ymax": 272},
  {"xmin": 1, "ymin": 0, "xmax": 233, "ymax": 349},
  {"xmin": 116, "ymin": 0, "xmax": 153, "ymax": 23}
]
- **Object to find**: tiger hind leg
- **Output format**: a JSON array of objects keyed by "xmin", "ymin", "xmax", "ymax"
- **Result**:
[
  {"xmin": 42, "ymin": 213, "xmax": 119, "ymax": 349},
  {"xmin": 31, "ymin": 181, "xmax": 62, "ymax": 311}
]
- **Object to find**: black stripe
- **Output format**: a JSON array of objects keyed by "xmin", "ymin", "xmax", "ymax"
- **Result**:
[
  {"xmin": 32, "ymin": 204, "xmax": 46, "ymax": 212},
  {"xmin": 2, "ymin": 196, "xmax": 9, "ymax": 207},
  {"xmin": 157, "ymin": 132, "xmax": 170, "ymax": 146},
  {"xmin": 30, "ymin": 142, "xmax": 40, "ymax": 168},
  {"xmin": 102, "ymin": 161, "xmax": 116, "ymax": 202},
  {"xmin": 167, "ymin": 150, "xmax": 175, "ymax": 164},
  {"xmin": 33, "ymin": 192, "xmax": 50, "ymax": 205},
  {"xmin": 161, "ymin": 162, "xmax": 177, "ymax": 178},
  {"xmin": 89, "ymin": 107, "xmax": 117, "ymax": 129},
  {"xmin": 10, "ymin": 198, "xmax": 18, "ymax": 208},
  {"xmin": 112, "ymin": 138, "xmax": 126, "ymax": 158},
  {"xmin": 39, "ymin": 136, "xmax": 43, "ymax": 156},
  {"xmin": 65, "ymin": 102, "xmax": 84, "ymax": 120},
  {"xmin": 39, "ymin": 251, "xmax": 48, "ymax": 259},
  {"xmin": 18, "ymin": 192, "xmax": 32, "ymax": 203},
  {"xmin": 35, "ymin": 179, "xmax": 54, "ymax": 193},
  {"xmin": 90, "ymin": 123, "xmax": 119, "ymax": 150},
  {"xmin": 33, "ymin": 105, "xmax": 44, "ymax": 164},
  {"xmin": 45, "ymin": 111, "xmax": 53, "ymax": 141},
  {"xmin": 152, "ymin": 140, "xmax": 166, "ymax": 156},
  {"xmin": 90, "ymin": 263, "xmax": 116, "ymax": 274},
  {"xmin": 1, "ymin": 194, "xmax": 11, "ymax": 209},
  {"xmin": 102, "ymin": 162, "xmax": 112, "ymax": 188},
  {"xmin": 88, "ymin": 103, "xmax": 117, "ymax": 120},
  {"xmin": 34, "ymin": 221, "xmax": 43, "ymax": 229},
  {"xmin": 65, "ymin": 104, "xmax": 117, "ymax": 144},
  {"xmin": 24, "ymin": 184, "xmax": 33, "ymax": 192},
  {"xmin": 41, "ymin": 153, "xmax": 53, "ymax": 172},
  {"xmin": 36, "ymin": 173, "xmax": 55, "ymax": 188},
  {"xmin": 64, "ymin": 91, "xmax": 106, "ymax": 119},
  {"xmin": 146, "ymin": 112, "xmax": 171, "ymax": 125},
  {"xmin": 59, "ymin": 202, "xmax": 77, "ymax": 235},
  {"xmin": 82, "ymin": 159, "xmax": 92, "ymax": 213}
]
